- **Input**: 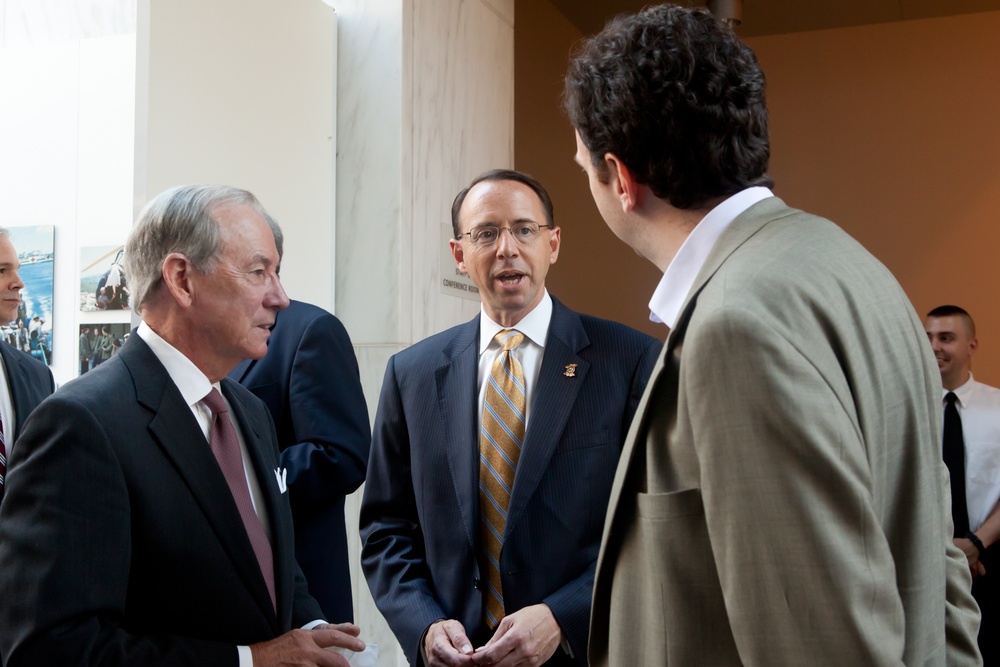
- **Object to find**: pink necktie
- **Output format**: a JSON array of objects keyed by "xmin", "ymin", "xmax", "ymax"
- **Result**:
[{"xmin": 202, "ymin": 388, "xmax": 276, "ymax": 612}]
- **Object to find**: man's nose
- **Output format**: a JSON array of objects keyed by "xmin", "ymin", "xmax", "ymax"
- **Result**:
[
  {"xmin": 494, "ymin": 227, "xmax": 519, "ymax": 256},
  {"xmin": 267, "ymin": 275, "xmax": 290, "ymax": 310}
]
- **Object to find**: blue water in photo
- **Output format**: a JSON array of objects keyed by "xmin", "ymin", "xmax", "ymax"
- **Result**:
[
  {"xmin": 1, "ymin": 259, "xmax": 54, "ymax": 365},
  {"xmin": 20, "ymin": 260, "xmax": 53, "ymax": 324}
]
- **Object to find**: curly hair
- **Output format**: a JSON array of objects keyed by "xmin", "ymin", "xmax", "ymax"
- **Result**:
[{"xmin": 564, "ymin": 4, "xmax": 773, "ymax": 209}]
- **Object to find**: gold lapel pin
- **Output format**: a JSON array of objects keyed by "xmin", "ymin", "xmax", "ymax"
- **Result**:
[{"xmin": 563, "ymin": 364, "xmax": 578, "ymax": 378}]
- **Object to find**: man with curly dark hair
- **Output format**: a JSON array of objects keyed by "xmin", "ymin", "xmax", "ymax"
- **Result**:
[{"xmin": 564, "ymin": 4, "xmax": 981, "ymax": 665}]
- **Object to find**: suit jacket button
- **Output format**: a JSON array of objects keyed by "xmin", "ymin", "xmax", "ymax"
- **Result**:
[{"xmin": 473, "ymin": 578, "xmax": 482, "ymax": 590}]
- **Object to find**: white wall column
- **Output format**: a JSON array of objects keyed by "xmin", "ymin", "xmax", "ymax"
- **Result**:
[{"xmin": 137, "ymin": 0, "xmax": 337, "ymax": 307}]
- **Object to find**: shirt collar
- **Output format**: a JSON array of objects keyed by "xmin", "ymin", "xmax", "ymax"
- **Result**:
[
  {"xmin": 945, "ymin": 372, "xmax": 975, "ymax": 405},
  {"xmin": 649, "ymin": 186, "xmax": 773, "ymax": 328},
  {"xmin": 479, "ymin": 289, "xmax": 552, "ymax": 354},
  {"xmin": 137, "ymin": 321, "xmax": 218, "ymax": 407}
]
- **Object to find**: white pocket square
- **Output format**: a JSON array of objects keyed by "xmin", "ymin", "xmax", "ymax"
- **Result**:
[{"xmin": 274, "ymin": 467, "xmax": 288, "ymax": 494}]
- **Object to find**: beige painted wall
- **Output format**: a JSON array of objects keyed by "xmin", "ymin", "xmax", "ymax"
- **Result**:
[
  {"xmin": 514, "ymin": 0, "xmax": 664, "ymax": 341},
  {"xmin": 515, "ymin": 2, "xmax": 1000, "ymax": 384}
]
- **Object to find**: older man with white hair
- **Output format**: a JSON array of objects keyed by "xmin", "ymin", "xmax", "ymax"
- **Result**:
[{"xmin": 0, "ymin": 185, "xmax": 364, "ymax": 667}]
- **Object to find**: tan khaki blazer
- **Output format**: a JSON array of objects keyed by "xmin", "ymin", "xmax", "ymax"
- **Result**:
[{"xmin": 589, "ymin": 198, "xmax": 981, "ymax": 666}]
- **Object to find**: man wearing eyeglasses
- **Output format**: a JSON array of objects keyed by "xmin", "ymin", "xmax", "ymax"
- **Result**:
[{"xmin": 360, "ymin": 169, "xmax": 660, "ymax": 667}]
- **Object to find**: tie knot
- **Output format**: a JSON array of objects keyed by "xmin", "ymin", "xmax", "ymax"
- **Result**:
[
  {"xmin": 202, "ymin": 387, "xmax": 229, "ymax": 416},
  {"xmin": 495, "ymin": 329, "xmax": 525, "ymax": 352},
  {"xmin": 945, "ymin": 391, "xmax": 958, "ymax": 406}
]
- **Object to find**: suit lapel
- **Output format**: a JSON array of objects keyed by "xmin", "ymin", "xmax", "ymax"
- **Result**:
[
  {"xmin": 223, "ymin": 380, "xmax": 289, "ymax": 625},
  {"xmin": 506, "ymin": 299, "xmax": 589, "ymax": 536},
  {"xmin": 596, "ymin": 196, "xmax": 799, "ymax": 585},
  {"xmin": 0, "ymin": 343, "xmax": 35, "ymax": 442},
  {"xmin": 435, "ymin": 318, "xmax": 481, "ymax": 553},
  {"xmin": 685, "ymin": 197, "xmax": 796, "ymax": 312},
  {"xmin": 121, "ymin": 337, "xmax": 277, "ymax": 627}
]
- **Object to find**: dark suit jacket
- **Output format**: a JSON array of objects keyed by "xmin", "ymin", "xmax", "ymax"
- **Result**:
[
  {"xmin": 0, "ymin": 334, "xmax": 323, "ymax": 666},
  {"xmin": 0, "ymin": 340, "xmax": 54, "ymax": 488},
  {"xmin": 230, "ymin": 300, "xmax": 370, "ymax": 622},
  {"xmin": 360, "ymin": 296, "xmax": 660, "ymax": 665}
]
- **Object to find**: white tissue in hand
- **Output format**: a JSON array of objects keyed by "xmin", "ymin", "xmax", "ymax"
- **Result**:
[{"xmin": 328, "ymin": 643, "xmax": 378, "ymax": 666}]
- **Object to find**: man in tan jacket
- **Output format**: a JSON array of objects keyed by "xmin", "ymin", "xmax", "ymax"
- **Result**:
[{"xmin": 564, "ymin": 4, "xmax": 981, "ymax": 665}]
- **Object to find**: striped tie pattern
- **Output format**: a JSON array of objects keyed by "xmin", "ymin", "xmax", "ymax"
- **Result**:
[{"xmin": 480, "ymin": 329, "xmax": 526, "ymax": 628}]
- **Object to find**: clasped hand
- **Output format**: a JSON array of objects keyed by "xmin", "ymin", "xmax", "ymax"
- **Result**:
[{"xmin": 423, "ymin": 604, "xmax": 562, "ymax": 667}]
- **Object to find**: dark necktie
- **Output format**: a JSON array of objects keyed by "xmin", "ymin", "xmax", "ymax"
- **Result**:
[
  {"xmin": 942, "ymin": 391, "xmax": 969, "ymax": 537},
  {"xmin": 202, "ymin": 388, "xmax": 276, "ymax": 611}
]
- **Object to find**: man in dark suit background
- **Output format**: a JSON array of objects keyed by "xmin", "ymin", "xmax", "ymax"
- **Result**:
[
  {"xmin": 360, "ymin": 170, "xmax": 660, "ymax": 666},
  {"xmin": 0, "ymin": 227, "xmax": 55, "ymax": 501},
  {"xmin": 0, "ymin": 185, "xmax": 364, "ymax": 666},
  {"xmin": 230, "ymin": 217, "xmax": 370, "ymax": 622}
]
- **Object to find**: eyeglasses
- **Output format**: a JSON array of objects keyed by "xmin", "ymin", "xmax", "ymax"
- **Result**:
[{"xmin": 455, "ymin": 221, "xmax": 554, "ymax": 247}]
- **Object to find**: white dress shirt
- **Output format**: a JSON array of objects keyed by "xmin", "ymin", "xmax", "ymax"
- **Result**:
[
  {"xmin": 947, "ymin": 373, "xmax": 1000, "ymax": 532},
  {"xmin": 477, "ymin": 290, "xmax": 553, "ymax": 432},
  {"xmin": 649, "ymin": 186, "xmax": 773, "ymax": 328},
  {"xmin": 137, "ymin": 323, "xmax": 318, "ymax": 667},
  {"xmin": 136, "ymin": 322, "xmax": 273, "ymax": 537},
  {"xmin": 0, "ymin": 353, "xmax": 15, "ymax": 447}
]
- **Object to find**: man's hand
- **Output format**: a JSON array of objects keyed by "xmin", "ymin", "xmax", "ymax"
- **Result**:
[
  {"xmin": 250, "ymin": 623, "xmax": 364, "ymax": 666},
  {"xmin": 954, "ymin": 537, "xmax": 987, "ymax": 579},
  {"xmin": 472, "ymin": 604, "xmax": 562, "ymax": 666},
  {"xmin": 423, "ymin": 619, "xmax": 476, "ymax": 666}
]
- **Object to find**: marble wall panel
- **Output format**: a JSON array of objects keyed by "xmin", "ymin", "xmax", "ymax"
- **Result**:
[
  {"xmin": 334, "ymin": 0, "xmax": 404, "ymax": 347},
  {"xmin": 335, "ymin": 1, "xmax": 514, "ymax": 664},
  {"xmin": 408, "ymin": 0, "xmax": 513, "ymax": 342}
]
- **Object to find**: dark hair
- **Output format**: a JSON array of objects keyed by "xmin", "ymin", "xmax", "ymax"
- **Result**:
[
  {"xmin": 927, "ymin": 305, "xmax": 976, "ymax": 337},
  {"xmin": 451, "ymin": 169, "xmax": 554, "ymax": 238},
  {"xmin": 564, "ymin": 4, "xmax": 773, "ymax": 209}
]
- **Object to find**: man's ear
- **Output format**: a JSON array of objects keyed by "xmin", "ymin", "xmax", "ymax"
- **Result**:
[
  {"xmin": 604, "ymin": 153, "xmax": 640, "ymax": 213},
  {"xmin": 161, "ymin": 252, "xmax": 196, "ymax": 308},
  {"xmin": 449, "ymin": 239, "xmax": 468, "ymax": 275}
]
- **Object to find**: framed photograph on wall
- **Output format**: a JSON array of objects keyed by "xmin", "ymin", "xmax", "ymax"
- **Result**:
[
  {"xmin": 80, "ymin": 245, "xmax": 129, "ymax": 312},
  {"xmin": 78, "ymin": 322, "xmax": 130, "ymax": 376},
  {"xmin": 4, "ymin": 226, "xmax": 54, "ymax": 366}
]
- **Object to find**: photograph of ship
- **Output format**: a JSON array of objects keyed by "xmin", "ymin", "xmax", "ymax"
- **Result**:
[{"xmin": 3, "ymin": 225, "xmax": 54, "ymax": 366}]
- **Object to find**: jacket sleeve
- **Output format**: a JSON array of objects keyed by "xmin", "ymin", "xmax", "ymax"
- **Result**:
[
  {"xmin": 0, "ymin": 397, "xmax": 239, "ymax": 667},
  {"xmin": 281, "ymin": 312, "xmax": 371, "ymax": 508},
  {"xmin": 359, "ymin": 356, "xmax": 449, "ymax": 666},
  {"xmin": 542, "ymin": 334, "xmax": 661, "ymax": 658}
]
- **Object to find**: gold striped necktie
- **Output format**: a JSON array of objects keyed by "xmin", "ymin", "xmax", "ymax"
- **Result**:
[{"xmin": 480, "ymin": 329, "xmax": 526, "ymax": 629}]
